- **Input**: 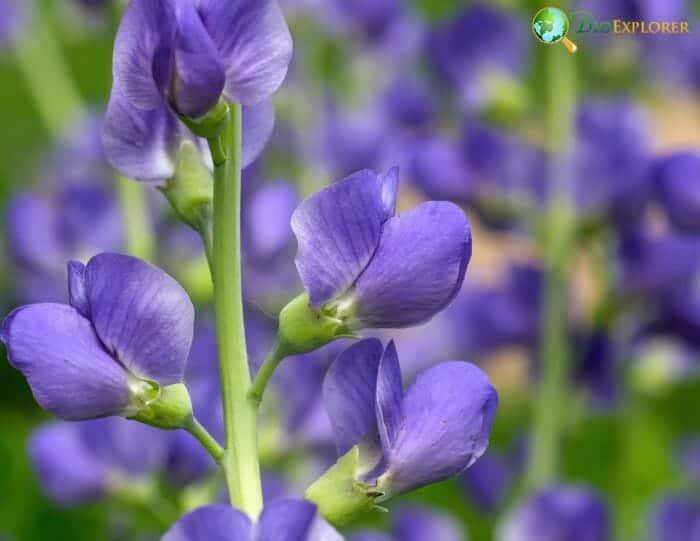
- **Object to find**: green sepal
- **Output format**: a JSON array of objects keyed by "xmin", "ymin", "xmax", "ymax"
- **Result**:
[
  {"xmin": 277, "ymin": 292, "xmax": 356, "ymax": 356},
  {"xmin": 179, "ymin": 98, "xmax": 230, "ymax": 140},
  {"xmin": 305, "ymin": 447, "xmax": 381, "ymax": 527},
  {"xmin": 130, "ymin": 383, "xmax": 194, "ymax": 430},
  {"xmin": 160, "ymin": 141, "xmax": 214, "ymax": 232}
]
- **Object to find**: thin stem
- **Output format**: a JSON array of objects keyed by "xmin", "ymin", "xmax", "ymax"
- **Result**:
[
  {"xmin": 116, "ymin": 176, "xmax": 156, "ymax": 262},
  {"xmin": 186, "ymin": 417, "xmax": 225, "ymax": 462},
  {"xmin": 210, "ymin": 103, "xmax": 263, "ymax": 517},
  {"xmin": 14, "ymin": 7, "xmax": 83, "ymax": 138},
  {"xmin": 527, "ymin": 43, "xmax": 577, "ymax": 488},
  {"xmin": 248, "ymin": 340, "xmax": 289, "ymax": 407}
]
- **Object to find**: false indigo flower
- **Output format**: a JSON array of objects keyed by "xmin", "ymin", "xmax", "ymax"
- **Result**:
[
  {"xmin": 572, "ymin": 100, "xmax": 651, "ymax": 223},
  {"xmin": 649, "ymin": 494, "xmax": 700, "ymax": 541},
  {"xmin": 104, "ymin": 0, "xmax": 292, "ymax": 182},
  {"xmin": 654, "ymin": 152, "xmax": 700, "ymax": 232},
  {"xmin": 411, "ymin": 135, "xmax": 472, "ymax": 202},
  {"xmin": 350, "ymin": 506, "xmax": 464, "ymax": 541},
  {"xmin": 30, "ymin": 417, "xmax": 166, "ymax": 505},
  {"xmin": 427, "ymin": 5, "xmax": 528, "ymax": 110},
  {"xmin": 2, "ymin": 253, "xmax": 194, "ymax": 423},
  {"xmin": 459, "ymin": 451, "xmax": 513, "ymax": 514},
  {"xmin": 290, "ymin": 167, "xmax": 471, "ymax": 333},
  {"xmin": 0, "ymin": 0, "xmax": 25, "ymax": 49},
  {"xmin": 308, "ymin": 338, "xmax": 497, "ymax": 521},
  {"xmin": 112, "ymin": 0, "xmax": 291, "ymax": 116},
  {"xmin": 6, "ymin": 184, "xmax": 124, "ymax": 304},
  {"xmin": 162, "ymin": 499, "xmax": 342, "ymax": 541},
  {"xmin": 499, "ymin": 485, "xmax": 611, "ymax": 541}
]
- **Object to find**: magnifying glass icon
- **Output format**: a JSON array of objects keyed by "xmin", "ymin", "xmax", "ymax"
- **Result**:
[{"xmin": 532, "ymin": 6, "xmax": 578, "ymax": 53}]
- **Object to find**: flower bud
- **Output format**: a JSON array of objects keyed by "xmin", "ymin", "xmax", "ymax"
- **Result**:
[{"xmin": 160, "ymin": 141, "xmax": 214, "ymax": 232}]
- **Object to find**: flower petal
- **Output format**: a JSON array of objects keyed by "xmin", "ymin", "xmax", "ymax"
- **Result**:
[
  {"xmin": 354, "ymin": 202, "xmax": 471, "ymax": 328},
  {"xmin": 162, "ymin": 504, "xmax": 252, "ymax": 541},
  {"xmin": 258, "ymin": 499, "xmax": 343, "ymax": 541},
  {"xmin": 170, "ymin": 0, "xmax": 225, "ymax": 118},
  {"xmin": 384, "ymin": 361, "xmax": 497, "ymax": 495},
  {"xmin": 112, "ymin": 0, "xmax": 174, "ymax": 110},
  {"xmin": 375, "ymin": 341, "xmax": 403, "ymax": 451},
  {"xmin": 29, "ymin": 422, "xmax": 107, "ymax": 505},
  {"xmin": 84, "ymin": 253, "xmax": 194, "ymax": 385},
  {"xmin": 292, "ymin": 170, "xmax": 392, "ymax": 308},
  {"xmin": 200, "ymin": 0, "xmax": 293, "ymax": 105},
  {"xmin": 1, "ymin": 304, "xmax": 131, "ymax": 420},
  {"xmin": 103, "ymin": 83, "xmax": 184, "ymax": 182},
  {"xmin": 323, "ymin": 338, "xmax": 383, "ymax": 456},
  {"xmin": 242, "ymin": 99, "xmax": 275, "ymax": 168},
  {"xmin": 68, "ymin": 261, "xmax": 89, "ymax": 317}
]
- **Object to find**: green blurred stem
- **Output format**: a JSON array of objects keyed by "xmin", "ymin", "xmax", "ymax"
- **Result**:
[
  {"xmin": 209, "ymin": 102, "xmax": 263, "ymax": 517},
  {"xmin": 527, "ymin": 44, "xmax": 577, "ymax": 488},
  {"xmin": 13, "ymin": 7, "xmax": 83, "ymax": 139},
  {"xmin": 248, "ymin": 340, "xmax": 290, "ymax": 407},
  {"xmin": 116, "ymin": 177, "xmax": 156, "ymax": 261}
]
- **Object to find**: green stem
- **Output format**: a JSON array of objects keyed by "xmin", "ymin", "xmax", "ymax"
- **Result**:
[
  {"xmin": 116, "ymin": 177, "xmax": 156, "ymax": 262},
  {"xmin": 210, "ymin": 103, "xmax": 263, "ymax": 517},
  {"xmin": 13, "ymin": 7, "xmax": 83, "ymax": 138},
  {"xmin": 248, "ymin": 340, "xmax": 290, "ymax": 407},
  {"xmin": 527, "ymin": 43, "xmax": 577, "ymax": 489},
  {"xmin": 186, "ymin": 417, "xmax": 225, "ymax": 462}
]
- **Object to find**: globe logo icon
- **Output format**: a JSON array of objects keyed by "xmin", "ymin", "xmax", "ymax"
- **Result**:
[{"xmin": 532, "ymin": 6, "xmax": 578, "ymax": 53}]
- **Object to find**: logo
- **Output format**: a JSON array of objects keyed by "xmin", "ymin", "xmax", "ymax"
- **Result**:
[
  {"xmin": 532, "ymin": 6, "xmax": 691, "ymax": 53},
  {"xmin": 532, "ymin": 7, "xmax": 578, "ymax": 53}
]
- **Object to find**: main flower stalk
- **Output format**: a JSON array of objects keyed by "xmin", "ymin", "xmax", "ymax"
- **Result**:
[{"xmin": 210, "ymin": 102, "xmax": 263, "ymax": 516}]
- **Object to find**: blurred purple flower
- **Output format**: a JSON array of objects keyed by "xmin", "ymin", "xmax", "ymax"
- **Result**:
[
  {"xmin": 329, "ymin": 0, "xmax": 400, "ymax": 37},
  {"xmin": 162, "ymin": 499, "xmax": 342, "ymax": 540},
  {"xmin": 654, "ymin": 152, "xmax": 700, "ymax": 232},
  {"xmin": 574, "ymin": 331, "xmax": 620, "ymax": 408},
  {"xmin": 459, "ymin": 451, "xmax": 513, "ymax": 513},
  {"xmin": 500, "ymin": 485, "xmax": 611, "ymax": 541},
  {"xmin": 427, "ymin": 5, "xmax": 528, "ymax": 110},
  {"xmin": 2, "ymin": 253, "xmax": 194, "ymax": 420},
  {"xmin": 572, "ymin": 100, "xmax": 652, "ymax": 223},
  {"xmin": 382, "ymin": 76, "xmax": 435, "ymax": 130},
  {"xmin": 30, "ymin": 417, "xmax": 166, "ymax": 505},
  {"xmin": 6, "ymin": 184, "xmax": 124, "ymax": 304},
  {"xmin": 0, "ymin": 0, "xmax": 25, "ymax": 49},
  {"xmin": 103, "ymin": 0, "xmax": 292, "ymax": 181},
  {"xmin": 292, "ymin": 168, "xmax": 472, "ymax": 329},
  {"xmin": 350, "ymin": 506, "xmax": 464, "ymax": 541},
  {"xmin": 649, "ymin": 494, "xmax": 700, "ymax": 541},
  {"xmin": 449, "ymin": 264, "xmax": 542, "ymax": 357},
  {"xmin": 242, "ymin": 181, "xmax": 301, "ymax": 309},
  {"xmin": 411, "ymin": 135, "xmax": 472, "ymax": 202},
  {"xmin": 324, "ymin": 338, "xmax": 497, "ymax": 497}
]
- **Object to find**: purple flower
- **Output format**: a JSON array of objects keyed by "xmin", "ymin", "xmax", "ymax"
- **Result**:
[
  {"xmin": 350, "ymin": 506, "xmax": 463, "ymax": 541},
  {"xmin": 162, "ymin": 499, "xmax": 342, "ymax": 540},
  {"xmin": 322, "ymin": 338, "xmax": 497, "ymax": 498},
  {"xmin": 0, "ymin": 0, "xmax": 26, "ymax": 49},
  {"xmin": 427, "ymin": 5, "xmax": 528, "ymax": 110},
  {"xmin": 329, "ymin": 0, "xmax": 401, "ymax": 37},
  {"xmin": 6, "ymin": 184, "xmax": 124, "ymax": 304},
  {"xmin": 410, "ymin": 135, "xmax": 472, "ymax": 202},
  {"xmin": 449, "ymin": 264, "xmax": 542, "ymax": 357},
  {"xmin": 499, "ymin": 485, "xmax": 611, "ymax": 541},
  {"xmin": 382, "ymin": 76, "xmax": 435, "ymax": 130},
  {"xmin": 292, "ymin": 168, "xmax": 472, "ymax": 329},
  {"xmin": 655, "ymin": 152, "xmax": 700, "ymax": 232},
  {"xmin": 459, "ymin": 451, "xmax": 513, "ymax": 513},
  {"xmin": 103, "ymin": 0, "xmax": 292, "ymax": 182},
  {"xmin": 242, "ymin": 181, "xmax": 301, "ymax": 309},
  {"xmin": 572, "ymin": 100, "xmax": 651, "ymax": 222},
  {"xmin": 2, "ymin": 253, "xmax": 194, "ymax": 421},
  {"xmin": 30, "ymin": 417, "xmax": 166, "ymax": 505},
  {"xmin": 649, "ymin": 494, "xmax": 700, "ymax": 541}
]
